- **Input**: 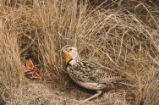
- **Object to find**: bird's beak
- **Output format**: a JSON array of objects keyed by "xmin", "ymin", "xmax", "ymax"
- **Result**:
[
  {"xmin": 58, "ymin": 49, "xmax": 62, "ymax": 52},
  {"xmin": 58, "ymin": 47, "xmax": 63, "ymax": 52}
]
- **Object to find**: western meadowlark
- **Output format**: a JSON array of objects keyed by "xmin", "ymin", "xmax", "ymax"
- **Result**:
[{"xmin": 61, "ymin": 45, "xmax": 128, "ymax": 103}]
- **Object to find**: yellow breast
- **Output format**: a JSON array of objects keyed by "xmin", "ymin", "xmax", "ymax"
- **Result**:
[{"xmin": 64, "ymin": 52, "xmax": 71, "ymax": 64}]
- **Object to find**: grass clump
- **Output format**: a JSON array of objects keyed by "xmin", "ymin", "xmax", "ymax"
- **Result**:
[{"xmin": 0, "ymin": 0, "xmax": 159, "ymax": 105}]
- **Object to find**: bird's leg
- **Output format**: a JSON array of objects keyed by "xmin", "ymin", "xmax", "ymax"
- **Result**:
[{"xmin": 81, "ymin": 90, "xmax": 102, "ymax": 103}]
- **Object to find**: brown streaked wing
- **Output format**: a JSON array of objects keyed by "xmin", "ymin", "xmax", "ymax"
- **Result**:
[{"xmin": 67, "ymin": 60, "xmax": 122, "ymax": 84}]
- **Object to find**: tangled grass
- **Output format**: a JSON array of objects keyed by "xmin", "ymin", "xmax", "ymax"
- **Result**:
[{"xmin": 0, "ymin": 0, "xmax": 159, "ymax": 105}]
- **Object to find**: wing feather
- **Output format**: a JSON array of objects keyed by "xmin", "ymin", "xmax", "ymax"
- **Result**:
[{"xmin": 67, "ymin": 60, "xmax": 122, "ymax": 84}]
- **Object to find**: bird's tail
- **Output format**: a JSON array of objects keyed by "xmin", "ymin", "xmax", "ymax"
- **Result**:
[
  {"xmin": 111, "ymin": 79, "xmax": 136, "ymax": 89},
  {"xmin": 118, "ymin": 81, "xmax": 136, "ymax": 88}
]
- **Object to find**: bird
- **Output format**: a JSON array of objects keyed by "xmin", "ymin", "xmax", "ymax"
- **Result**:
[{"xmin": 60, "ymin": 45, "xmax": 130, "ymax": 103}]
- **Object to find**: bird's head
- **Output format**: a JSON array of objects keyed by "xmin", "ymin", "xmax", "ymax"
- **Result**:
[{"xmin": 60, "ymin": 45, "xmax": 79, "ymax": 64}]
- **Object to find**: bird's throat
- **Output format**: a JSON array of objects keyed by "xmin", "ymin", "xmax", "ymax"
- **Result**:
[{"xmin": 64, "ymin": 53, "xmax": 71, "ymax": 64}]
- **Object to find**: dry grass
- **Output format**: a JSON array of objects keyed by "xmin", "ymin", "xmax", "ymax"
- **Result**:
[{"xmin": 0, "ymin": 0, "xmax": 159, "ymax": 105}]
